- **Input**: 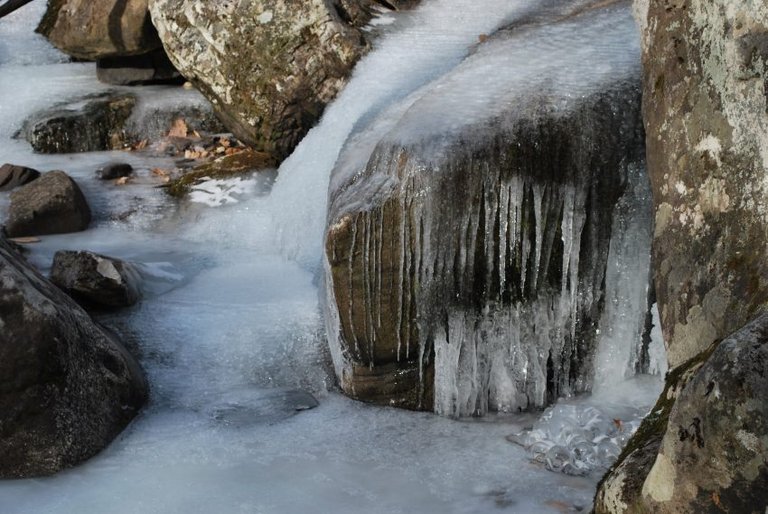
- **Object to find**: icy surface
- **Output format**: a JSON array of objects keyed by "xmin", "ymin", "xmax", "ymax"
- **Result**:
[
  {"xmin": 270, "ymin": 0, "xmax": 557, "ymax": 267},
  {"xmin": 0, "ymin": 0, "xmax": 661, "ymax": 511}
]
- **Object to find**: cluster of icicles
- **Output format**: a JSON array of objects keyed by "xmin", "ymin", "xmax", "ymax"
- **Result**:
[{"xmin": 508, "ymin": 404, "xmax": 643, "ymax": 476}]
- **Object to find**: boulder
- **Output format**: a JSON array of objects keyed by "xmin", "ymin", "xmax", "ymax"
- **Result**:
[
  {"xmin": 324, "ymin": 2, "xmax": 648, "ymax": 414},
  {"xmin": 96, "ymin": 49, "xmax": 183, "ymax": 86},
  {"xmin": 641, "ymin": 0, "xmax": 768, "ymax": 369},
  {"xmin": 595, "ymin": 313, "xmax": 768, "ymax": 513},
  {"xmin": 595, "ymin": 0, "xmax": 768, "ymax": 511},
  {"xmin": 5, "ymin": 170, "xmax": 91, "ymax": 238},
  {"xmin": 50, "ymin": 250, "xmax": 141, "ymax": 308},
  {"xmin": 97, "ymin": 162, "xmax": 134, "ymax": 181},
  {"xmin": 149, "ymin": 0, "xmax": 417, "ymax": 161},
  {"xmin": 0, "ymin": 235, "xmax": 148, "ymax": 478},
  {"xmin": 0, "ymin": 163, "xmax": 40, "ymax": 191},
  {"xmin": 20, "ymin": 91, "xmax": 224, "ymax": 154},
  {"xmin": 21, "ymin": 93, "xmax": 137, "ymax": 153},
  {"xmin": 37, "ymin": 0, "xmax": 161, "ymax": 60}
]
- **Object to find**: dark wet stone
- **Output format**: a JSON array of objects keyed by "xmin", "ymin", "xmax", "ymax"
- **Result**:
[
  {"xmin": 5, "ymin": 170, "xmax": 91, "ymax": 238},
  {"xmin": 210, "ymin": 389, "xmax": 319, "ymax": 428},
  {"xmin": 97, "ymin": 162, "xmax": 134, "ymax": 180},
  {"xmin": 50, "ymin": 250, "xmax": 141, "ymax": 308},
  {"xmin": 0, "ymin": 235, "xmax": 147, "ymax": 478}
]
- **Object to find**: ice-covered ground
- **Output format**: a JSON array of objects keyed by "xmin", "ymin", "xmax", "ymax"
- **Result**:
[{"xmin": 0, "ymin": 1, "xmax": 662, "ymax": 513}]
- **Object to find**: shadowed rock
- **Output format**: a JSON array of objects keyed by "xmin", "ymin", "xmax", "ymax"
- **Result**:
[
  {"xmin": 5, "ymin": 171, "xmax": 91, "ymax": 238},
  {"xmin": 51, "ymin": 250, "xmax": 141, "ymax": 308},
  {"xmin": 0, "ymin": 235, "xmax": 148, "ymax": 478},
  {"xmin": 0, "ymin": 163, "xmax": 40, "ymax": 191}
]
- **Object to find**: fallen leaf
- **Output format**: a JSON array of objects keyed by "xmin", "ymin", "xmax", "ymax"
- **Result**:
[
  {"xmin": 151, "ymin": 168, "xmax": 170, "ymax": 177},
  {"xmin": 8, "ymin": 236, "xmax": 40, "ymax": 244},
  {"xmin": 478, "ymin": 33, "xmax": 489, "ymax": 43},
  {"xmin": 613, "ymin": 419, "xmax": 624, "ymax": 431},
  {"xmin": 115, "ymin": 176, "xmax": 131, "ymax": 185},
  {"xmin": 544, "ymin": 500, "xmax": 572, "ymax": 513},
  {"xmin": 168, "ymin": 118, "xmax": 189, "ymax": 138},
  {"xmin": 131, "ymin": 139, "xmax": 148, "ymax": 151}
]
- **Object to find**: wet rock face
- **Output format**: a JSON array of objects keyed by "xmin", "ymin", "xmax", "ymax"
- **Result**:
[
  {"xmin": 0, "ymin": 163, "xmax": 40, "ymax": 191},
  {"xmin": 0, "ymin": 236, "xmax": 148, "ymax": 478},
  {"xmin": 149, "ymin": 0, "xmax": 416, "ymax": 161},
  {"xmin": 22, "ymin": 94, "xmax": 137, "ymax": 153},
  {"xmin": 5, "ymin": 171, "xmax": 91, "ymax": 238},
  {"xmin": 20, "ymin": 92, "xmax": 224, "ymax": 154},
  {"xmin": 324, "ymin": 3, "xmax": 646, "ymax": 415},
  {"xmin": 596, "ymin": 313, "xmax": 768, "ymax": 513},
  {"xmin": 641, "ymin": 0, "xmax": 768, "ymax": 369},
  {"xmin": 595, "ymin": 1, "xmax": 768, "ymax": 510},
  {"xmin": 51, "ymin": 251, "xmax": 141, "ymax": 308},
  {"xmin": 37, "ymin": 0, "xmax": 161, "ymax": 60}
]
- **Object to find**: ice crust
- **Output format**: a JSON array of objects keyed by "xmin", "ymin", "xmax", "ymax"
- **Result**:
[{"xmin": 0, "ymin": 0, "xmax": 662, "ymax": 510}]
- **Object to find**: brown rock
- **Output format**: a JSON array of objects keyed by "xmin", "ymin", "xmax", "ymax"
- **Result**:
[
  {"xmin": 50, "ymin": 250, "xmax": 141, "ymax": 308},
  {"xmin": 37, "ymin": 0, "xmax": 161, "ymax": 60},
  {"xmin": 5, "ymin": 171, "xmax": 91, "ymax": 237}
]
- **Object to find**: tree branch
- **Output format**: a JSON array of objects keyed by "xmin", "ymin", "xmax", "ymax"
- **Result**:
[{"xmin": 0, "ymin": 0, "xmax": 36, "ymax": 20}]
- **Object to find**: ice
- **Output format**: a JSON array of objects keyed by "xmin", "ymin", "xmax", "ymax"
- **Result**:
[
  {"xmin": 0, "ymin": 0, "xmax": 662, "ymax": 510},
  {"xmin": 269, "ymin": 0, "xmax": 557, "ymax": 268}
]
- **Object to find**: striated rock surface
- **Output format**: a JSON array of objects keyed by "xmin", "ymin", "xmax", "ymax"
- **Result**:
[
  {"xmin": 324, "ymin": 1, "xmax": 647, "ymax": 415},
  {"xmin": 0, "ymin": 235, "xmax": 147, "ymax": 478},
  {"xmin": 0, "ymin": 163, "xmax": 40, "ymax": 191},
  {"xmin": 596, "ymin": 313, "xmax": 768, "ymax": 513},
  {"xmin": 37, "ymin": 0, "xmax": 161, "ymax": 60},
  {"xmin": 5, "ymin": 170, "xmax": 91, "ymax": 237},
  {"xmin": 51, "ymin": 250, "xmax": 142, "ymax": 308},
  {"xmin": 149, "ymin": 0, "xmax": 416, "ymax": 161}
]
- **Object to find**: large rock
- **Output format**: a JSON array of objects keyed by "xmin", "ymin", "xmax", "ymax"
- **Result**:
[
  {"xmin": 642, "ymin": 0, "xmax": 768, "ymax": 369},
  {"xmin": 595, "ymin": 0, "xmax": 768, "ymax": 511},
  {"xmin": 50, "ymin": 250, "xmax": 142, "ymax": 308},
  {"xmin": 5, "ymin": 171, "xmax": 91, "ymax": 238},
  {"xmin": 324, "ymin": 2, "xmax": 648, "ymax": 415},
  {"xmin": 20, "ymin": 91, "xmax": 224, "ymax": 154},
  {"xmin": 21, "ymin": 93, "xmax": 137, "ymax": 153},
  {"xmin": 0, "ymin": 235, "xmax": 148, "ymax": 478},
  {"xmin": 37, "ymin": 0, "xmax": 161, "ymax": 60},
  {"xmin": 149, "ymin": 0, "xmax": 417, "ymax": 161},
  {"xmin": 595, "ymin": 313, "xmax": 768, "ymax": 513}
]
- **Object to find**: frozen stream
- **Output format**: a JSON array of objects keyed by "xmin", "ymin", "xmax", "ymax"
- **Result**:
[{"xmin": 0, "ymin": 2, "xmax": 663, "ymax": 513}]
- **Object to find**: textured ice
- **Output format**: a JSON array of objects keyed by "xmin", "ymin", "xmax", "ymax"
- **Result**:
[
  {"xmin": 269, "ymin": 0, "xmax": 558, "ymax": 267},
  {"xmin": 0, "ymin": 0, "xmax": 661, "ymax": 510}
]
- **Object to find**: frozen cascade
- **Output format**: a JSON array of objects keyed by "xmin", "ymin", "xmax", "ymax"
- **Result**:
[
  {"xmin": 0, "ymin": 0, "xmax": 663, "ymax": 511},
  {"xmin": 325, "ymin": 0, "xmax": 659, "ymax": 419},
  {"xmin": 268, "ymin": 0, "xmax": 607, "ymax": 267}
]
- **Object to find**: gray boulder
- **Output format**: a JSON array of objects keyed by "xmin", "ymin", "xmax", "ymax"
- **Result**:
[
  {"xmin": 149, "ymin": 0, "xmax": 417, "ymax": 161},
  {"xmin": 5, "ymin": 171, "xmax": 91, "ymax": 238},
  {"xmin": 37, "ymin": 0, "xmax": 161, "ymax": 60},
  {"xmin": 22, "ymin": 94, "xmax": 137, "ymax": 154},
  {"xmin": 595, "ymin": 0, "xmax": 768, "ymax": 510},
  {"xmin": 51, "ymin": 251, "xmax": 141, "ymax": 308},
  {"xmin": 0, "ymin": 235, "xmax": 148, "ymax": 478},
  {"xmin": 595, "ymin": 313, "xmax": 768, "ymax": 513},
  {"xmin": 20, "ymin": 91, "xmax": 224, "ymax": 154},
  {"xmin": 0, "ymin": 163, "xmax": 40, "ymax": 191}
]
